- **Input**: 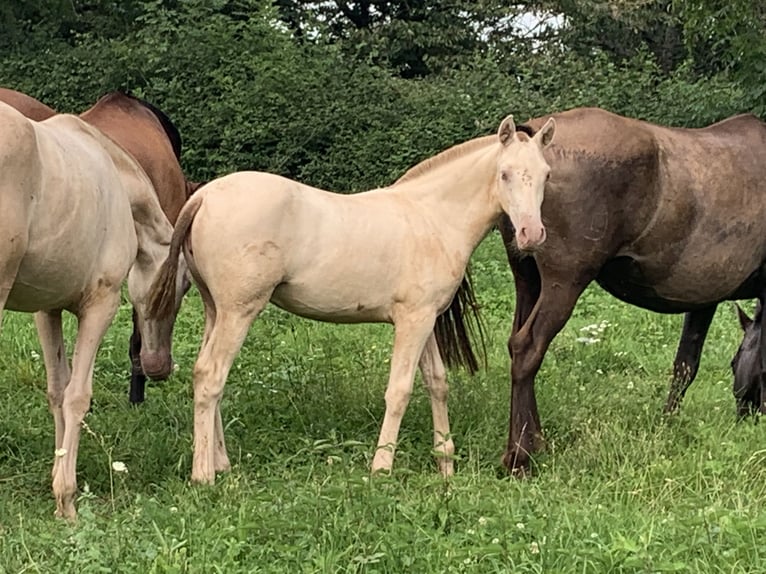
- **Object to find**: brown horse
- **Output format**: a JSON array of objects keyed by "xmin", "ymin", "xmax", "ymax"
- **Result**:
[
  {"xmin": 495, "ymin": 107, "xmax": 766, "ymax": 473},
  {"xmin": 0, "ymin": 87, "xmax": 56, "ymax": 120},
  {"xmin": 0, "ymin": 88, "xmax": 199, "ymax": 403}
]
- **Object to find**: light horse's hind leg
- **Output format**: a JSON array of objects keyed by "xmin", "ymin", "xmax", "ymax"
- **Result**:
[
  {"xmin": 418, "ymin": 332, "xmax": 454, "ymax": 476},
  {"xmin": 191, "ymin": 302, "xmax": 265, "ymax": 484},
  {"xmin": 372, "ymin": 310, "xmax": 437, "ymax": 474},
  {"xmin": 34, "ymin": 311, "xmax": 71, "ymax": 478},
  {"xmin": 52, "ymin": 288, "xmax": 121, "ymax": 519},
  {"xmin": 663, "ymin": 305, "xmax": 717, "ymax": 413}
]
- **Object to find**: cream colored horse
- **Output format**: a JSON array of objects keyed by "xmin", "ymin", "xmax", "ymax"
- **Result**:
[
  {"xmin": 0, "ymin": 102, "xmax": 187, "ymax": 519},
  {"xmin": 148, "ymin": 115, "xmax": 555, "ymax": 483}
]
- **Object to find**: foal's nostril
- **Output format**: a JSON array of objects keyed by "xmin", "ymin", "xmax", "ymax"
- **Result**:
[
  {"xmin": 540, "ymin": 226, "xmax": 547, "ymax": 242},
  {"xmin": 519, "ymin": 227, "xmax": 528, "ymax": 241}
]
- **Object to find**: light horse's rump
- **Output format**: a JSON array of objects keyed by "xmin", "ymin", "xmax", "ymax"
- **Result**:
[
  {"xmin": 0, "ymin": 87, "xmax": 200, "ymax": 403},
  {"xmin": 147, "ymin": 115, "xmax": 555, "ymax": 483},
  {"xmin": 499, "ymin": 107, "xmax": 766, "ymax": 473},
  {"xmin": 0, "ymin": 102, "xmax": 186, "ymax": 518}
]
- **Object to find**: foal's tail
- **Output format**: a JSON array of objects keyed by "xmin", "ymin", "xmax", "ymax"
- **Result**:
[
  {"xmin": 146, "ymin": 191, "xmax": 204, "ymax": 319},
  {"xmin": 434, "ymin": 269, "xmax": 487, "ymax": 374}
]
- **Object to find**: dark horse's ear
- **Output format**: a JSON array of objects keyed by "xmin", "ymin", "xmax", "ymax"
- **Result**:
[
  {"xmin": 535, "ymin": 117, "xmax": 556, "ymax": 147},
  {"xmin": 736, "ymin": 303, "xmax": 753, "ymax": 331}
]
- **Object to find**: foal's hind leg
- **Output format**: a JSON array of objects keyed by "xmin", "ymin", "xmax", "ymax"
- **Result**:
[
  {"xmin": 418, "ymin": 332, "xmax": 454, "ymax": 476},
  {"xmin": 372, "ymin": 311, "xmax": 436, "ymax": 474},
  {"xmin": 663, "ymin": 305, "xmax": 717, "ymax": 414},
  {"xmin": 191, "ymin": 303, "xmax": 264, "ymax": 484}
]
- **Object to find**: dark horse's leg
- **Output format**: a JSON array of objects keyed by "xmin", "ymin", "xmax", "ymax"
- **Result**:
[
  {"xmin": 129, "ymin": 308, "xmax": 147, "ymax": 404},
  {"xmin": 663, "ymin": 306, "xmax": 717, "ymax": 414},
  {"xmin": 758, "ymin": 294, "xmax": 766, "ymax": 415},
  {"xmin": 503, "ymin": 271, "xmax": 590, "ymax": 473},
  {"xmin": 498, "ymin": 216, "xmax": 594, "ymax": 472}
]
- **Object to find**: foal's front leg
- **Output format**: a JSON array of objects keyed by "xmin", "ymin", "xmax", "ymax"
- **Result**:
[
  {"xmin": 371, "ymin": 312, "xmax": 436, "ymax": 474},
  {"xmin": 418, "ymin": 332, "xmax": 454, "ymax": 476}
]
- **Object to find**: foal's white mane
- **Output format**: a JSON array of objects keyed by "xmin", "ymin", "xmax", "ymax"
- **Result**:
[{"xmin": 395, "ymin": 135, "xmax": 495, "ymax": 184}]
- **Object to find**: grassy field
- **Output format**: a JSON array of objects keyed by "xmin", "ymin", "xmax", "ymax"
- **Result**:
[{"xmin": 1, "ymin": 231, "xmax": 765, "ymax": 573}]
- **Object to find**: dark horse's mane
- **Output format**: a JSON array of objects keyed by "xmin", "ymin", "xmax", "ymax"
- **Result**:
[
  {"xmin": 115, "ymin": 91, "xmax": 184, "ymax": 161},
  {"xmin": 429, "ymin": 124, "xmax": 536, "ymax": 375}
]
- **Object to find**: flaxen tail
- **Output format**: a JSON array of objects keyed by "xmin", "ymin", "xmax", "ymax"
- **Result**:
[
  {"xmin": 434, "ymin": 268, "xmax": 487, "ymax": 374},
  {"xmin": 146, "ymin": 191, "xmax": 204, "ymax": 319}
]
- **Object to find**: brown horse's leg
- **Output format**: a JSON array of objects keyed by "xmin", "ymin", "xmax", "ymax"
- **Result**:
[
  {"xmin": 663, "ymin": 306, "xmax": 717, "ymax": 414},
  {"xmin": 128, "ymin": 308, "xmax": 147, "ymax": 404},
  {"xmin": 502, "ymin": 278, "xmax": 589, "ymax": 474}
]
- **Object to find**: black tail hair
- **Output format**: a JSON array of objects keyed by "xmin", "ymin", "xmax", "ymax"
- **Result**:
[{"xmin": 434, "ymin": 268, "xmax": 487, "ymax": 374}]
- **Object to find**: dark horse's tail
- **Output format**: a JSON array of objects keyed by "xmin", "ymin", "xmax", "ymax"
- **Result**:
[{"xmin": 434, "ymin": 268, "xmax": 486, "ymax": 374}]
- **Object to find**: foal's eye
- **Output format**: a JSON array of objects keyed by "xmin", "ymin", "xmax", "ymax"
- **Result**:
[{"xmin": 500, "ymin": 171, "xmax": 509, "ymax": 182}]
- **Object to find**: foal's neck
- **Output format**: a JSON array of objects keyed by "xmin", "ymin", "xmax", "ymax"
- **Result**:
[{"xmin": 395, "ymin": 142, "xmax": 500, "ymax": 256}]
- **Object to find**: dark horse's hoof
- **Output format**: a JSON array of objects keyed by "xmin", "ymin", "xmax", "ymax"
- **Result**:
[{"xmin": 501, "ymin": 448, "xmax": 531, "ymax": 476}]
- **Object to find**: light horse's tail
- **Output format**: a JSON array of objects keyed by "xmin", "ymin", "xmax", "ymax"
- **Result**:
[
  {"xmin": 434, "ymin": 269, "xmax": 487, "ymax": 374},
  {"xmin": 146, "ymin": 191, "xmax": 204, "ymax": 320}
]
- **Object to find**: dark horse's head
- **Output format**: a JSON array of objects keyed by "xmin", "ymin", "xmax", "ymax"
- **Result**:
[{"xmin": 731, "ymin": 302, "xmax": 764, "ymax": 417}]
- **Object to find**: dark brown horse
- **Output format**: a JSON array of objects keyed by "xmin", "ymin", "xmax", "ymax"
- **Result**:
[
  {"xmin": 731, "ymin": 302, "xmax": 765, "ymax": 417},
  {"xmin": 0, "ymin": 88, "xmax": 200, "ymax": 403},
  {"xmin": 497, "ymin": 107, "xmax": 766, "ymax": 473}
]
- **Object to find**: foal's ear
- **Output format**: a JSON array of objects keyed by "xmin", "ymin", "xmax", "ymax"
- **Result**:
[
  {"xmin": 534, "ymin": 117, "xmax": 556, "ymax": 148},
  {"xmin": 736, "ymin": 303, "xmax": 753, "ymax": 331},
  {"xmin": 498, "ymin": 115, "xmax": 516, "ymax": 146}
]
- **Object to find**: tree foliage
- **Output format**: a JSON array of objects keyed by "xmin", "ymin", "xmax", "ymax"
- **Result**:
[{"xmin": 0, "ymin": 0, "xmax": 761, "ymax": 189}]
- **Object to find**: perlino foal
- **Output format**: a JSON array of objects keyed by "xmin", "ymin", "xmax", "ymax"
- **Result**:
[
  {"xmin": 0, "ymin": 102, "xmax": 187, "ymax": 518},
  {"xmin": 146, "ymin": 115, "xmax": 555, "ymax": 484}
]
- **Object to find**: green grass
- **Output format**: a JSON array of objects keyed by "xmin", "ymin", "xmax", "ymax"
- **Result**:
[{"xmin": 1, "ymin": 231, "xmax": 765, "ymax": 573}]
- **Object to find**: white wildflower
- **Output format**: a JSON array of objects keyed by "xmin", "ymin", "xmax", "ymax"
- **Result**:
[
  {"xmin": 626, "ymin": 381, "xmax": 634, "ymax": 390},
  {"xmin": 111, "ymin": 461, "xmax": 128, "ymax": 473},
  {"xmin": 576, "ymin": 337, "xmax": 600, "ymax": 345},
  {"xmin": 529, "ymin": 541, "xmax": 540, "ymax": 554},
  {"xmin": 478, "ymin": 516, "xmax": 487, "ymax": 526},
  {"xmin": 516, "ymin": 522, "xmax": 525, "ymax": 530},
  {"xmin": 491, "ymin": 538, "xmax": 500, "ymax": 545}
]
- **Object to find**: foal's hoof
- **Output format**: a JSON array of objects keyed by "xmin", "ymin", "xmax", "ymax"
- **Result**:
[{"xmin": 54, "ymin": 496, "xmax": 77, "ymax": 521}]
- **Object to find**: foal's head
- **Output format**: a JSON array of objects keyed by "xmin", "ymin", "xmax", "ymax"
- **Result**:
[
  {"xmin": 495, "ymin": 115, "xmax": 556, "ymax": 252},
  {"xmin": 732, "ymin": 302, "xmax": 763, "ymax": 417}
]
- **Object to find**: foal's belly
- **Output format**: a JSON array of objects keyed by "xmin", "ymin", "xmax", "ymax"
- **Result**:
[{"xmin": 270, "ymin": 282, "xmax": 392, "ymax": 324}]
